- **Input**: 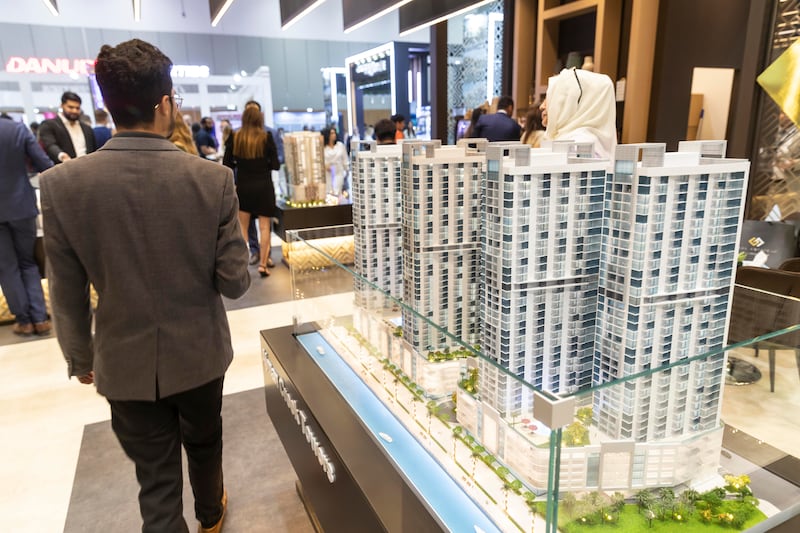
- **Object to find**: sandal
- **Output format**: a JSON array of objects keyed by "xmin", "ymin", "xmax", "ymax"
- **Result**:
[
  {"xmin": 266, "ymin": 257, "xmax": 275, "ymax": 268},
  {"xmin": 258, "ymin": 266, "xmax": 270, "ymax": 277}
]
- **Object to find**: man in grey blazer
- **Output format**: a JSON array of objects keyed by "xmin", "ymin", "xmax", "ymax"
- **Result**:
[{"xmin": 40, "ymin": 39, "xmax": 250, "ymax": 533}]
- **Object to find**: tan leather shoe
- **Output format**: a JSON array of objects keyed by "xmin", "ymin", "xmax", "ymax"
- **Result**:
[
  {"xmin": 198, "ymin": 490, "xmax": 227, "ymax": 533},
  {"xmin": 34, "ymin": 321, "xmax": 52, "ymax": 336},
  {"xmin": 12, "ymin": 323, "xmax": 34, "ymax": 336}
]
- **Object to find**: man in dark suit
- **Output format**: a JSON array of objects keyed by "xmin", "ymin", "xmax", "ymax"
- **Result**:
[
  {"xmin": 38, "ymin": 91, "xmax": 97, "ymax": 163},
  {"xmin": 40, "ymin": 39, "xmax": 250, "ymax": 533},
  {"xmin": 0, "ymin": 115, "xmax": 53, "ymax": 336},
  {"xmin": 471, "ymin": 95, "xmax": 522, "ymax": 142}
]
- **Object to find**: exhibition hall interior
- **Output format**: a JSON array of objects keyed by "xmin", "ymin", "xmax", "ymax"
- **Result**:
[{"xmin": 2, "ymin": 0, "xmax": 800, "ymax": 531}]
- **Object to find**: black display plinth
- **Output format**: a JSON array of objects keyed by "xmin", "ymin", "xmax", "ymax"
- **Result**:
[
  {"xmin": 260, "ymin": 327, "xmax": 447, "ymax": 533},
  {"xmin": 274, "ymin": 202, "xmax": 352, "ymax": 240}
]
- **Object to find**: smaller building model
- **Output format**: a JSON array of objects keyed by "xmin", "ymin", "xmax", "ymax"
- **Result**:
[{"xmin": 284, "ymin": 131, "xmax": 326, "ymax": 203}]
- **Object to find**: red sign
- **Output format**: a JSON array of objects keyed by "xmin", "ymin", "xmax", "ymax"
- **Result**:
[{"xmin": 5, "ymin": 56, "xmax": 94, "ymax": 75}]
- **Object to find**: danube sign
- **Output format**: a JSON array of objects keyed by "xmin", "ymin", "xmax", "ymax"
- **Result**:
[
  {"xmin": 171, "ymin": 64, "xmax": 210, "ymax": 78},
  {"xmin": 5, "ymin": 56, "xmax": 94, "ymax": 75},
  {"xmin": 4, "ymin": 57, "xmax": 211, "ymax": 79}
]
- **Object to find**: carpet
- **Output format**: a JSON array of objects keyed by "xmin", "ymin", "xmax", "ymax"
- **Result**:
[{"xmin": 64, "ymin": 388, "xmax": 314, "ymax": 533}]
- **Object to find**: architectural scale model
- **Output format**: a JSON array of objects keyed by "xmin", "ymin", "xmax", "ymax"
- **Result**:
[
  {"xmin": 283, "ymin": 131, "xmax": 326, "ymax": 203},
  {"xmin": 350, "ymin": 141, "xmax": 404, "ymax": 310},
  {"xmin": 400, "ymin": 140, "xmax": 486, "ymax": 355},
  {"xmin": 345, "ymin": 138, "xmax": 750, "ymax": 494}
]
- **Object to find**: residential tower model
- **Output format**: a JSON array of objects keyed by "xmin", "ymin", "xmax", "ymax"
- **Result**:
[
  {"xmin": 283, "ymin": 131, "xmax": 326, "ymax": 202},
  {"xmin": 350, "ymin": 141, "xmax": 404, "ymax": 310},
  {"xmin": 347, "ymin": 138, "xmax": 749, "ymax": 492},
  {"xmin": 400, "ymin": 140, "xmax": 485, "ymax": 355}
]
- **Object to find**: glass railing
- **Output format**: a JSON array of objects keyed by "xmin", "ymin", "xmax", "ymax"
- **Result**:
[{"xmin": 285, "ymin": 225, "xmax": 800, "ymax": 532}]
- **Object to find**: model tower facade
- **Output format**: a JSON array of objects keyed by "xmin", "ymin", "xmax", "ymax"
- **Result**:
[
  {"xmin": 284, "ymin": 131, "xmax": 326, "ymax": 202},
  {"xmin": 350, "ymin": 141, "xmax": 404, "ymax": 310},
  {"xmin": 480, "ymin": 145, "xmax": 608, "ymax": 417},
  {"xmin": 401, "ymin": 141, "xmax": 485, "ymax": 354},
  {"xmin": 594, "ymin": 143, "xmax": 749, "ymax": 442}
]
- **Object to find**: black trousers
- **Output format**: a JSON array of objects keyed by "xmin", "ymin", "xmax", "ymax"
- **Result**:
[{"xmin": 109, "ymin": 377, "xmax": 225, "ymax": 532}]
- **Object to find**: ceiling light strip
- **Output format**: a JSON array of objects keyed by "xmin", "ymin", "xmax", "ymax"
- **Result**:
[
  {"xmin": 281, "ymin": 0, "xmax": 327, "ymax": 30},
  {"xmin": 398, "ymin": 0, "xmax": 494, "ymax": 37},
  {"xmin": 211, "ymin": 0, "xmax": 236, "ymax": 27},
  {"xmin": 343, "ymin": 0, "xmax": 414, "ymax": 34},
  {"xmin": 42, "ymin": 0, "xmax": 59, "ymax": 16}
]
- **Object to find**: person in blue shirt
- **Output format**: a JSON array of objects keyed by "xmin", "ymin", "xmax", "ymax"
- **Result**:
[
  {"xmin": 92, "ymin": 109, "xmax": 113, "ymax": 148},
  {"xmin": 0, "ymin": 115, "xmax": 54, "ymax": 336},
  {"xmin": 194, "ymin": 116, "xmax": 218, "ymax": 158}
]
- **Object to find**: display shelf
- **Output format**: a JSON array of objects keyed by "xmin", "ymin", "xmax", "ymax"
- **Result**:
[{"xmin": 534, "ymin": 0, "xmax": 621, "ymax": 96}]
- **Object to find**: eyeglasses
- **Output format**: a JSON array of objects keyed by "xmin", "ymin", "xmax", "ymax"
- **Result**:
[
  {"xmin": 154, "ymin": 94, "xmax": 183, "ymax": 110},
  {"xmin": 573, "ymin": 67, "xmax": 583, "ymax": 106}
]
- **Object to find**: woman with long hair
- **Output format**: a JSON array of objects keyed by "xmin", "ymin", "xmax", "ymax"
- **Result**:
[
  {"xmin": 520, "ymin": 106, "xmax": 546, "ymax": 148},
  {"xmin": 323, "ymin": 127, "xmax": 348, "ymax": 197},
  {"xmin": 223, "ymin": 106, "xmax": 280, "ymax": 277},
  {"xmin": 465, "ymin": 105, "xmax": 485, "ymax": 139},
  {"xmin": 168, "ymin": 106, "xmax": 198, "ymax": 155}
]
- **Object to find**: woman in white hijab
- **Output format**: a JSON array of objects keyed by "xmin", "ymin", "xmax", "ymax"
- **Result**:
[{"xmin": 540, "ymin": 67, "xmax": 617, "ymax": 160}]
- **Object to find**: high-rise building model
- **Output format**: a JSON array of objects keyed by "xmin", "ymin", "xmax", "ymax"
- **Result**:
[
  {"xmin": 479, "ymin": 144, "xmax": 608, "ymax": 418},
  {"xmin": 347, "ymin": 138, "xmax": 749, "ymax": 491},
  {"xmin": 400, "ymin": 140, "xmax": 485, "ymax": 354},
  {"xmin": 594, "ymin": 143, "xmax": 748, "ymax": 443},
  {"xmin": 284, "ymin": 131, "xmax": 326, "ymax": 202},
  {"xmin": 350, "ymin": 141, "xmax": 404, "ymax": 310}
]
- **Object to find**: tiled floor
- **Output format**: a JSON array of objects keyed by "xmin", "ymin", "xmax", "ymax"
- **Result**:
[{"xmin": 0, "ymin": 236, "xmax": 312, "ymax": 532}]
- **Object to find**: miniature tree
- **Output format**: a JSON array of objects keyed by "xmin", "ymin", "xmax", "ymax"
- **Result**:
[
  {"xmin": 611, "ymin": 492, "xmax": 625, "ymax": 512},
  {"xmin": 563, "ymin": 421, "xmax": 589, "ymax": 446},
  {"xmin": 576, "ymin": 406, "xmax": 593, "ymax": 424},
  {"xmin": 636, "ymin": 489, "xmax": 654, "ymax": 510},
  {"xmin": 724, "ymin": 474, "xmax": 752, "ymax": 499}
]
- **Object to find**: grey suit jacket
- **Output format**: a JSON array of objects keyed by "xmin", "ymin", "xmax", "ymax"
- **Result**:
[{"xmin": 40, "ymin": 133, "xmax": 250, "ymax": 401}]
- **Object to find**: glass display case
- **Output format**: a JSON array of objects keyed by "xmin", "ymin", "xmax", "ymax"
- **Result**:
[{"xmin": 261, "ymin": 225, "xmax": 800, "ymax": 533}]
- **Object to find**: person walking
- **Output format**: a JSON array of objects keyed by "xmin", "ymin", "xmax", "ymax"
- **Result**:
[
  {"xmin": 0, "ymin": 115, "xmax": 53, "ymax": 336},
  {"xmin": 223, "ymin": 105, "xmax": 280, "ymax": 277},
  {"xmin": 40, "ymin": 39, "xmax": 250, "ymax": 533}
]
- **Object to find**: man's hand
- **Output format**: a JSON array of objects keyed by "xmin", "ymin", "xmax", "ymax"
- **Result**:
[{"xmin": 77, "ymin": 371, "xmax": 94, "ymax": 385}]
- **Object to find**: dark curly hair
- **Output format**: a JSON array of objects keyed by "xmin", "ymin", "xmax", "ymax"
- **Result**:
[{"xmin": 94, "ymin": 39, "xmax": 173, "ymax": 128}]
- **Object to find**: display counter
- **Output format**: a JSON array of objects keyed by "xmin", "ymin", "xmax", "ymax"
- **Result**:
[
  {"xmin": 261, "ymin": 326, "xmax": 501, "ymax": 532},
  {"xmin": 262, "ymin": 220, "xmax": 800, "ymax": 533}
]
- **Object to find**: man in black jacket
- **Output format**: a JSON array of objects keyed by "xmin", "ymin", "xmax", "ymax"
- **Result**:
[{"xmin": 38, "ymin": 91, "xmax": 97, "ymax": 163}]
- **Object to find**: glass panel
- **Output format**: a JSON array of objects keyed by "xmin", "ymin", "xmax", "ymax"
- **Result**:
[{"xmin": 287, "ymin": 226, "xmax": 800, "ymax": 531}]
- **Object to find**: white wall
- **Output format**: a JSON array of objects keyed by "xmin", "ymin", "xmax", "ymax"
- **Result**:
[{"xmin": 689, "ymin": 67, "xmax": 735, "ymax": 141}]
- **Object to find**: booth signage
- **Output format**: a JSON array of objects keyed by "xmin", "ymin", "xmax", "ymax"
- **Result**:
[
  {"xmin": 5, "ymin": 56, "xmax": 93, "ymax": 75},
  {"xmin": 355, "ymin": 59, "xmax": 387, "ymax": 77},
  {"xmin": 265, "ymin": 351, "xmax": 336, "ymax": 483},
  {"xmin": 171, "ymin": 64, "xmax": 210, "ymax": 78},
  {"xmin": 4, "ymin": 57, "xmax": 211, "ymax": 79}
]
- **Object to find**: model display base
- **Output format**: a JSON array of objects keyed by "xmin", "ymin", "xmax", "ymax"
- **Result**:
[
  {"xmin": 260, "ymin": 326, "xmax": 501, "ymax": 533},
  {"xmin": 274, "ymin": 201, "xmax": 352, "ymax": 241}
]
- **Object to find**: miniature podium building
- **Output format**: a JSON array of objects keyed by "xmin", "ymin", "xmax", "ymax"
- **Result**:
[
  {"xmin": 283, "ymin": 131, "xmax": 326, "ymax": 202},
  {"xmin": 350, "ymin": 141, "xmax": 404, "ymax": 310}
]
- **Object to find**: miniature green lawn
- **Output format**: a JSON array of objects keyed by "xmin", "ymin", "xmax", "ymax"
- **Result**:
[{"xmin": 558, "ymin": 504, "xmax": 766, "ymax": 533}]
